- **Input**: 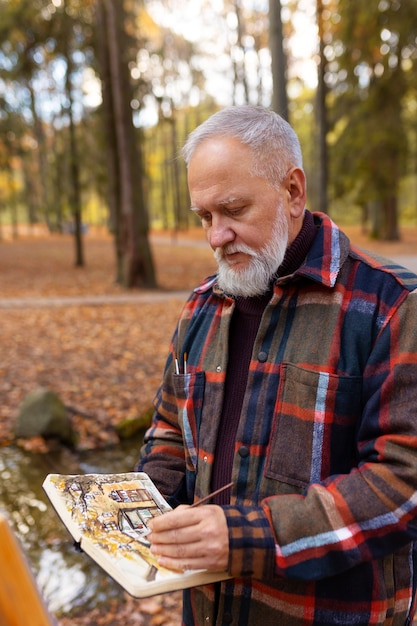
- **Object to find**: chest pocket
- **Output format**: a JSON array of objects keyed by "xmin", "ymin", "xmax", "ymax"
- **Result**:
[
  {"xmin": 265, "ymin": 363, "xmax": 363, "ymax": 488},
  {"xmin": 172, "ymin": 371, "xmax": 205, "ymax": 473}
]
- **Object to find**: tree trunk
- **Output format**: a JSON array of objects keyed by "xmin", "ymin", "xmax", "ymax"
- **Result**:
[
  {"xmin": 65, "ymin": 50, "xmax": 84, "ymax": 267},
  {"xmin": 316, "ymin": 0, "xmax": 328, "ymax": 214},
  {"xmin": 369, "ymin": 198, "xmax": 399, "ymax": 241},
  {"xmin": 269, "ymin": 0, "xmax": 288, "ymax": 120},
  {"xmin": 28, "ymin": 82, "xmax": 50, "ymax": 228},
  {"xmin": 6, "ymin": 161, "xmax": 19, "ymax": 239},
  {"xmin": 235, "ymin": 1, "xmax": 250, "ymax": 104},
  {"xmin": 98, "ymin": 0, "xmax": 156, "ymax": 288},
  {"xmin": 382, "ymin": 197, "xmax": 400, "ymax": 241},
  {"xmin": 96, "ymin": 0, "xmax": 123, "ymax": 282}
]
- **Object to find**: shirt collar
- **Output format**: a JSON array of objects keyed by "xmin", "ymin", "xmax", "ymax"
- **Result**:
[{"xmin": 286, "ymin": 212, "xmax": 351, "ymax": 288}]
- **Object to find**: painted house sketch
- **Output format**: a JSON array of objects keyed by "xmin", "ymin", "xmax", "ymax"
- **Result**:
[
  {"xmin": 100, "ymin": 484, "xmax": 163, "ymax": 546},
  {"xmin": 45, "ymin": 473, "xmax": 172, "ymax": 585}
]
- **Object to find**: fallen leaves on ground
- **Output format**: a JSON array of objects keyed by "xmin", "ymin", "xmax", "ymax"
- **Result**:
[
  {"xmin": 0, "ymin": 229, "xmax": 216, "ymax": 448},
  {"xmin": 56, "ymin": 591, "xmax": 183, "ymax": 626},
  {"xmin": 0, "ymin": 302, "xmax": 182, "ymax": 447}
]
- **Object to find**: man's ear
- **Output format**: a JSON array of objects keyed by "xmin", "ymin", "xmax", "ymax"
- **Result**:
[{"xmin": 286, "ymin": 167, "xmax": 306, "ymax": 218}]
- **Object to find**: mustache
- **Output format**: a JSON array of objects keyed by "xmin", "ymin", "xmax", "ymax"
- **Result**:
[{"xmin": 214, "ymin": 243, "xmax": 259, "ymax": 261}]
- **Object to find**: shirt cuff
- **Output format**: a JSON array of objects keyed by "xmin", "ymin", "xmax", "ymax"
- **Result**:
[{"xmin": 223, "ymin": 505, "xmax": 276, "ymax": 579}]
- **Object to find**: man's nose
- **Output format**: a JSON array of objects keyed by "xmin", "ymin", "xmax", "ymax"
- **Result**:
[{"xmin": 208, "ymin": 215, "xmax": 235, "ymax": 249}]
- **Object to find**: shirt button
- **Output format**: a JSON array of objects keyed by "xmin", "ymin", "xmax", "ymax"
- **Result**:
[
  {"xmin": 216, "ymin": 365, "xmax": 222, "ymax": 372},
  {"xmin": 238, "ymin": 446, "xmax": 249, "ymax": 458},
  {"xmin": 203, "ymin": 455, "xmax": 208, "ymax": 463},
  {"xmin": 258, "ymin": 351, "xmax": 268, "ymax": 362}
]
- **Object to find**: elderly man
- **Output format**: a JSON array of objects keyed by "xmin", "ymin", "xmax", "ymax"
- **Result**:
[{"xmin": 138, "ymin": 105, "xmax": 417, "ymax": 626}]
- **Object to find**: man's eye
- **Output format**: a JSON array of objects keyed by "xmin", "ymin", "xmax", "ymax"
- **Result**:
[
  {"xmin": 227, "ymin": 207, "xmax": 243, "ymax": 216},
  {"xmin": 200, "ymin": 213, "xmax": 212, "ymax": 223}
]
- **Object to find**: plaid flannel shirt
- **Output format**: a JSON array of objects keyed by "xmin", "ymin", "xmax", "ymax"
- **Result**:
[{"xmin": 138, "ymin": 212, "xmax": 417, "ymax": 626}]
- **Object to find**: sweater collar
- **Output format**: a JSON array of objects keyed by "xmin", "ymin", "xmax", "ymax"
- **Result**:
[{"xmin": 275, "ymin": 209, "xmax": 318, "ymax": 278}]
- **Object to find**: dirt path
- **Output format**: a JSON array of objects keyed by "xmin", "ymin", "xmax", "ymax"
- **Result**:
[{"xmin": 0, "ymin": 290, "xmax": 191, "ymax": 309}]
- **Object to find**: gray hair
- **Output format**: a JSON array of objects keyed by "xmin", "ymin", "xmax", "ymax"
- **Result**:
[{"xmin": 181, "ymin": 105, "xmax": 304, "ymax": 189}]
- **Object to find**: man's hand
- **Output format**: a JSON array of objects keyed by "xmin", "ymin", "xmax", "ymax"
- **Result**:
[{"xmin": 147, "ymin": 504, "xmax": 229, "ymax": 572}]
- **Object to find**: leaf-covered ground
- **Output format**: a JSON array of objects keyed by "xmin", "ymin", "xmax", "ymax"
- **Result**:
[
  {"xmin": 0, "ymin": 229, "xmax": 216, "ymax": 449},
  {"xmin": 1, "ymin": 224, "xmax": 417, "ymax": 625}
]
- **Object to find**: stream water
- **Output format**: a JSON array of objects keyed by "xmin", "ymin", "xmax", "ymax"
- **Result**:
[{"xmin": 0, "ymin": 436, "xmax": 145, "ymax": 616}]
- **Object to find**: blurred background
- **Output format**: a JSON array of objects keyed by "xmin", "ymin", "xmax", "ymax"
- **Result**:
[{"xmin": 1, "ymin": 0, "xmax": 416, "ymax": 289}]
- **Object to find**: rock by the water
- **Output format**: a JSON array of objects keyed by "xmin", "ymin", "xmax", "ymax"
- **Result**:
[{"xmin": 15, "ymin": 388, "xmax": 74, "ymax": 444}]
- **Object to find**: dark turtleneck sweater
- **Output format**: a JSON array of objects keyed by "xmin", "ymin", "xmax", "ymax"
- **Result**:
[{"xmin": 212, "ymin": 210, "xmax": 318, "ymax": 504}]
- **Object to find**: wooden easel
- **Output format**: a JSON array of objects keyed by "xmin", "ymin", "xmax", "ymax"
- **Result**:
[{"xmin": 0, "ymin": 512, "xmax": 54, "ymax": 625}]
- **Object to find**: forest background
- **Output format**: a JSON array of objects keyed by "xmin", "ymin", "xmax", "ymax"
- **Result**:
[
  {"xmin": 1, "ymin": 0, "xmax": 417, "ymax": 625},
  {"xmin": 1, "ymin": 0, "xmax": 417, "ymax": 289}
]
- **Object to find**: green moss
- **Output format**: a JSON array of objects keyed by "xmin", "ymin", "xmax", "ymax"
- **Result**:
[{"xmin": 115, "ymin": 407, "xmax": 153, "ymax": 440}]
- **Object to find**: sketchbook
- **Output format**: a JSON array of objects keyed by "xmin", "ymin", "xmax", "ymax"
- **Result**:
[{"xmin": 43, "ymin": 472, "xmax": 230, "ymax": 598}]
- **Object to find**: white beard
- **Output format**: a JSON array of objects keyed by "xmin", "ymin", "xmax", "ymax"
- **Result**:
[{"xmin": 214, "ymin": 207, "xmax": 289, "ymax": 297}]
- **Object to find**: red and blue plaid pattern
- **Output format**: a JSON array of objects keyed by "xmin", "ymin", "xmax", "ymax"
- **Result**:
[{"xmin": 139, "ymin": 212, "xmax": 417, "ymax": 625}]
